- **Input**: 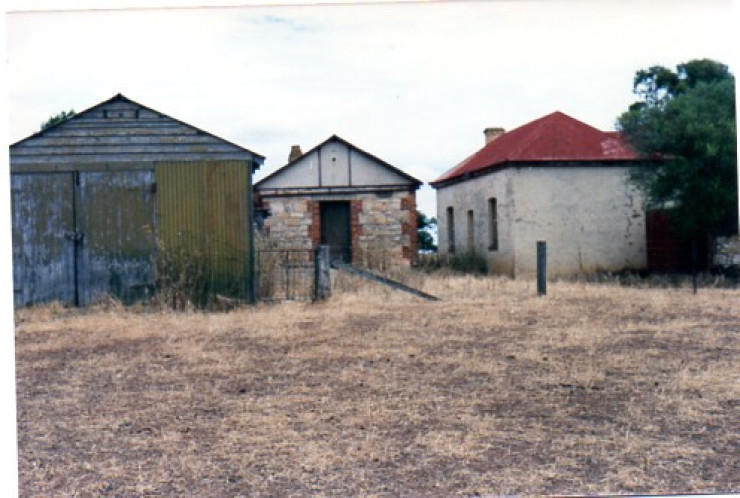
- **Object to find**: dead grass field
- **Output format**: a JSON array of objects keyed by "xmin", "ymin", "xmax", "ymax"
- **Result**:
[{"xmin": 14, "ymin": 274, "xmax": 740, "ymax": 496}]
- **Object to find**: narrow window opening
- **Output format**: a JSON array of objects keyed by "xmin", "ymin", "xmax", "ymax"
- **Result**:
[
  {"xmin": 467, "ymin": 210, "xmax": 474, "ymax": 251},
  {"xmin": 488, "ymin": 198, "xmax": 498, "ymax": 251},
  {"xmin": 446, "ymin": 207, "xmax": 455, "ymax": 253}
]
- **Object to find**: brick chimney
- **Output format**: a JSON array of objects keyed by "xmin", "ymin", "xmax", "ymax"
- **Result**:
[
  {"xmin": 289, "ymin": 145, "xmax": 302, "ymax": 162},
  {"xmin": 484, "ymin": 127, "xmax": 505, "ymax": 145}
]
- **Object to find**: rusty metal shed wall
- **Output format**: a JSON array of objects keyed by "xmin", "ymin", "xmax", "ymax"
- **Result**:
[{"xmin": 156, "ymin": 160, "xmax": 254, "ymax": 303}]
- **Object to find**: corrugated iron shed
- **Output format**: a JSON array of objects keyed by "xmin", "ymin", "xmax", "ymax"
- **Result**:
[{"xmin": 10, "ymin": 94, "xmax": 263, "ymax": 307}]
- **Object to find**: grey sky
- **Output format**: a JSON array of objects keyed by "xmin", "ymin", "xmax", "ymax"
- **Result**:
[{"xmin": 5, "ymin": 0, "xmax": 737, "ymax": 217}]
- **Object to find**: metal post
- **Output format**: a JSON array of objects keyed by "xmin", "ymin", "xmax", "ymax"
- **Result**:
[
  {"xmin": 537, "ymin": 241, "xmax": 547, "ymax": 296},
  {"xmin": 691, "ymin": 239, "xmax": 698, "ymax": 294},
  {"xmin": 285, "ymin": 250, "xmax": 291, "ymax": 300},
  {"xmin": 314, "ymin": 245, "xmax": 331, "ymax": 301}
]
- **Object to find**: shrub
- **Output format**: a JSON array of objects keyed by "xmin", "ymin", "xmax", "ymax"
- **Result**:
[{"xmin": 417, "ymin": 251, "xmax": 488, "ymax": 275}]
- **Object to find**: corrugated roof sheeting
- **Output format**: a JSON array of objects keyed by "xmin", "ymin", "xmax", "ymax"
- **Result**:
[{"xmin": 432, "ymin": 111, "xmax": 641, "ymax": 186}]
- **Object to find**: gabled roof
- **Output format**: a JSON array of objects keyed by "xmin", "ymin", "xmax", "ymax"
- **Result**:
[
  {"xmin": 431, "ymin": 111, "xmax": 640, "ymax": 187},
  {"xmin": 255, "ymin": 134, "xmax": 422, "ymax": 188},
  {"xmin": 11, "ymin": 93, "xmax": 265, "ymax": 170}
]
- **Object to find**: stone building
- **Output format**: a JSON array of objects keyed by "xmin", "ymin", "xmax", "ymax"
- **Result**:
[
  {"xmin": 431, "ymin": 111, "xmax": 648, "ymax": 277},
  {"xmin": 255, "ymin": 135, "xmax": 421, "ymax": 269}
]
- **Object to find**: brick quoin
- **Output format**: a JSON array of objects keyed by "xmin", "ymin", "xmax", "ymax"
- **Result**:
[
  {"xmin": 309, "ymin": 200, "xmax": 321, "ymax": 249},
  {"xmin": 402, "ymin": 192, "xmax": 419, "ymax": 264}
]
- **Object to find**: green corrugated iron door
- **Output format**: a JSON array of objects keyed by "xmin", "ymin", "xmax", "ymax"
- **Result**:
[{"xmin": 155, "ymin": 161, "xmax": 253, "ymax": 303}]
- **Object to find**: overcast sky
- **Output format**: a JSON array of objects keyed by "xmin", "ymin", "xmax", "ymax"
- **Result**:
[{"xmin": 5, "ymin": 0, "xmax": 738, "ymax": 217}]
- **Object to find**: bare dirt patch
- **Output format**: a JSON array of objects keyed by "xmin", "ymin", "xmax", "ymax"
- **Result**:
[{"xmin": 14, "ymin": 276, "xmax": 740, "ymax": 496}]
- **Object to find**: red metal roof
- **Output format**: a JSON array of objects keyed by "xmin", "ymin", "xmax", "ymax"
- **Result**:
[{"xmin": 431, "ymin": 111, "xmax": 640, "ymax": 186}]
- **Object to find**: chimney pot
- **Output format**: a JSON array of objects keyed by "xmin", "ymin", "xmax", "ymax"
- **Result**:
[
  {"xmin": 484, "ymin": 127, "xmax": 505, "ymax": 145},
  {"xmin": 289, "ymin": 145, "xmax": 302, "ymax": 162}
]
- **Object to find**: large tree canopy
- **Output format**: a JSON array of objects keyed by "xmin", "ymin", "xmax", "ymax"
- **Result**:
[{"xmin": 617, "ymin": 58, "xmax": 737, "ymax": 239}]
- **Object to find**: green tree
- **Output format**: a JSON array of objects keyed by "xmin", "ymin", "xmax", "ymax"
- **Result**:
[
  {"xmin": 617, "ymin": 59, "xmax": 738, "ymax": 243},
  {"xmin": 417, "ymin": 211, "xmax": 437, "ymax": 252},
  {"xmin": 40, "ymin": 109, "xmax": 75, "ymax": 130}
]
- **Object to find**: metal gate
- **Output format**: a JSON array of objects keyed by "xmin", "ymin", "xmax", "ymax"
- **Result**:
[
  {"xmin": 11, "ymin": 170, "xmax": 156, "ymax": 307},
  {"xmin": 256, "ymin": 247, "xmax": 315, "ymax": 301}
]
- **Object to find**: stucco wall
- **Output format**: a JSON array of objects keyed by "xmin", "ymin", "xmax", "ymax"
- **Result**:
[
  {"xmin": 435, "ymin": 165, "xmax": 646, "ymax": 277},
  {"xmin": 436, "ymin": 169, "xmax": 517, "ymax": 276},
  {"xmin": 511, "ymin": 166, "xmax": 646, "ymax": 276},
  {"xmin": 262, "ymin": 190, "xmax": 417, "ymax": 269}
]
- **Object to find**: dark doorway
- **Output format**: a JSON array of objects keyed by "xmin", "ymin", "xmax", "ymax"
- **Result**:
[{"xmin": 320, "ymin": 201, "xmax": 351, "ymax": 263}]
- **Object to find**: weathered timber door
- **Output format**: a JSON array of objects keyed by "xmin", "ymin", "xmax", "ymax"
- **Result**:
[
  {"xmin": 77, "ymin": 171, "xmax": 156, "ymax": 305},
  {"xmin": 320, "ymin": 201, "xmax": 351, "ymax": 263},
  {"xmin": 11, "ymin": 173, "xmax": 77, "ymax": 307},
  {"xmin": 11, "ymin": 170, "xmax": 156, "ymax": 307}
]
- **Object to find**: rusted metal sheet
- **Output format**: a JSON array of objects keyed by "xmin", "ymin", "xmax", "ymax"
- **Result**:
[
  {"xmin": 155, "ymin": 160, "xmax": 253, "ymax": 302},
  {"xmin": 11, "ymin": 173, "xmax": 76, "ymax": 307}
]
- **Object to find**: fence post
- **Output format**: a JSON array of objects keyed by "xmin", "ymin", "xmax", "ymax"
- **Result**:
[
  {"xmin": 314, "ymin": 245, "xmax": 331, "ymax": 301},
  {"xmin": 691, "ymin": 238, "xmax": 698, "ymax": 294},
  {"xmin": 537, "ymin": 241, "xmax": 547, "ymax": 296}
]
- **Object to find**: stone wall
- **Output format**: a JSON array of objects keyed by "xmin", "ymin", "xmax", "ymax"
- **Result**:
[
  {"xmin": 260, "ymin": 197, "xmax": 314, "ymax": 250},
  {"xmin": 261, "ymin": 190, "xmax": 417, "ymax": 269}
]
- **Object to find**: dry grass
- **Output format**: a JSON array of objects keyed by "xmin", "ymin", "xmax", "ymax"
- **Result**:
[{"xmin": 14, "ymin": 274, "xmax": 740, "ymax": 496}]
